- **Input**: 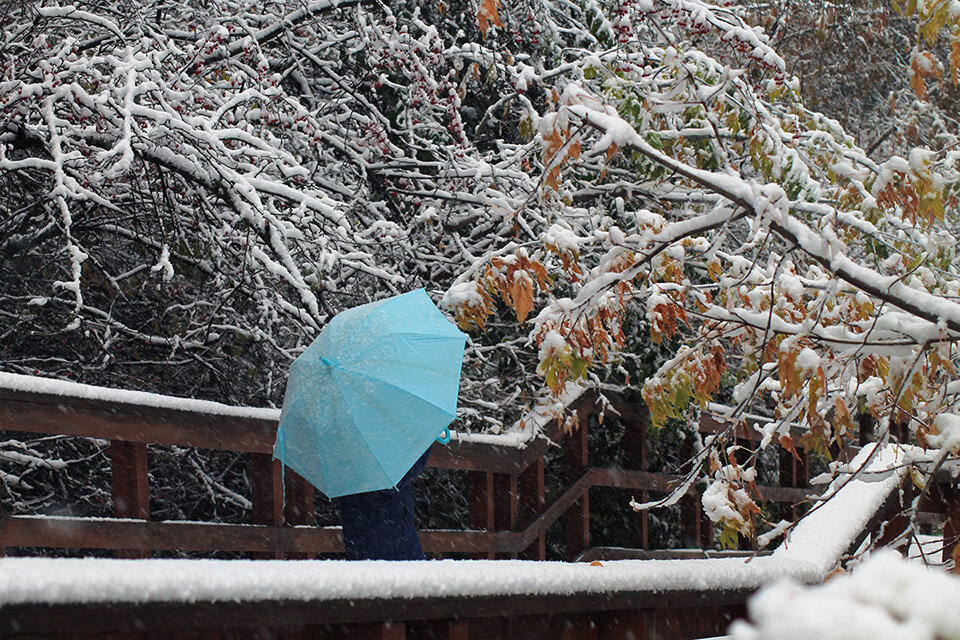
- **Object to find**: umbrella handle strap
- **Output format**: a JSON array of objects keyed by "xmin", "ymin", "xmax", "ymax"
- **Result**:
[{"xmin": 436, "ymin": 427, "xmax": 451, "ymax": 444}]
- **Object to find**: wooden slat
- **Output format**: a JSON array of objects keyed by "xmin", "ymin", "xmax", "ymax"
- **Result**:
[
  {"xmin": 283, "ymin": 468, "xmax": 316, "ymax": 560},
  {"xmin": 875, "ymin": 482, "xmax": 913, "ymax": 552},
  {"xmin": 944, "ymin": 485, "xmax": 960, "ymax": 565},
  {"xmin": 419, "ymin": 529, "xmax": 520, "ymax": 554},
  {"xmin": 0, "ymin": 393, "xmax": 277, "ymax": 453},
  {"xmin": 429, "ymin": 437, "xmax": 548, "ymax": 474},
  {"xmin": 597, "ymin": 609, "xmax": 650, "ymax": 640},
  {"xmin": 576, "ymin": 547, "xmax": 770, "ymax": 562},
  {"xmin": 2, "ymin": 465, "xmax": 808, "ymax": 558},
  {"xmin": 250, "ymin": 454, "xmax": 283, "ymax": 527},
  {"xmin": 493, "ymin": 472, "xmax": 518, "ymax": 559},
  {"xmin": 467, "ymin": 471, "xmax": 495, "ymax": 559},
  {"xmin": 1, "ymin": 390, "xmax": 542, "ymax": 474},
  {"xmin": 111, "ymin": 441, "xmax": 150, "ymax": 520},
  {"xmin": 519, "ymin": 470, "xmax": 594, "ymax": 550},
  {"xmin": 0, "ymin": 588, "xmax": 756, "ymax": 636},
  {"xmin": 0, "ymin": 515, "xmax": 525, "ymax": 556},
  {"xmin": 493, "ymin": 473, "xmax": 517, "ymax": 532},
  {"xmin": 282, "ymin": 469, "xmax": 315, "ymax": 527},
  {"xmin": 588, "ymin": 468, "xmax": 682, "ymax": 493},
  {"xmin": 618, "ymin": 401, "xmax": 650, "ymax": 550}
]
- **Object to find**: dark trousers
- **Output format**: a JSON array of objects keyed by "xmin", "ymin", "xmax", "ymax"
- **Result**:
[{"xmin": 338, "ymin": 446, "xmax": 431, "ymax": 560}]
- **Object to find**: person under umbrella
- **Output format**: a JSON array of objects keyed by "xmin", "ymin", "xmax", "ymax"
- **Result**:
[
  {"xmin": 274, "ymin": 289, "xmax": 466, "ymax": 560},
  {"xmin": 338, "ymin": 445, "xmax": 433, "ymax": 560}
]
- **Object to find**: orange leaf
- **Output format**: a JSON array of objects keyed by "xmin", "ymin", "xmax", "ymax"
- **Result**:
[
  {"xmin": 951, "ymin": 40, "xmax": 960, "ymax": 85},
  {"xmin": 510, "ymin": 274, "xmax": 534, "ymax": 322},
  {"xmin": 778, "ymin": 350, "xmax": 800, "ymax": 399},
  {"xmin": 834, "ymin": 397, "xmax": 853, "ymax": 432},
  {"xmin": 544, "ymin": 166, "xmax": 561, "ymax": 191},
  {"xmin": 605, "ymin": 142, "xmax": 619, "ymax": 162},
  {"xmin": 477, "ymin": 0, "xmax": 502, "ymax": 37},
  {"xmin": 542, "ymin": 127, "xmax": 564, "ymax": 163},
  {"xmin": 779, "ymin": 434, "xmax": 801, "ymax": 462}
]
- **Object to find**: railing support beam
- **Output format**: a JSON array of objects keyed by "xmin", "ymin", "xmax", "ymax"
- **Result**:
[
  {"xmin": 250, "ymin": 452, "xmax": 283, "ymax": 559},
  {"xmin": 565, "ymin": 410, "xmax": 590, "ymax": 561},
  {"xmin": 111, "ymin": 440, "xmax": 150, "ymax": 559},
  {"xmin": 468, "ymin": 470, "xmax": 495, "ymax": 559},
  {"xmin": 518, "ymin": 458, "xmax": 546, "ymax": 560}
]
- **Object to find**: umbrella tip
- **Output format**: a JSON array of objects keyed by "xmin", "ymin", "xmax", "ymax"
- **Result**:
[{"xmin": 320, "ymin": 355, "xmax": 336, "ymax": 367}]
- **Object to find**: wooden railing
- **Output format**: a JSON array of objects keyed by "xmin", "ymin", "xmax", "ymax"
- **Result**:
[
  {"xmin": 0, "ymin": 379, "xmax": 817, "ymax": 561},
  {"xmin": 3, "ymin": 376, "xmax": 960, "ymax": 640}
]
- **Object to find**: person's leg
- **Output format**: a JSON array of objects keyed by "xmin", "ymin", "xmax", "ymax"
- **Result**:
[
  {"xmin": 339, "ymin": 489, "xmax": 404, "ymax": 560},
  {"xmin": 393, "ymin": 482, "xmax": 425, "ymax": 560}
]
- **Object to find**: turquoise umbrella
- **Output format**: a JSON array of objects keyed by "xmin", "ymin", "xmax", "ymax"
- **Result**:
[{"xmin": 274, "ymin": 288, "xmax": 467, "ymax": 498}]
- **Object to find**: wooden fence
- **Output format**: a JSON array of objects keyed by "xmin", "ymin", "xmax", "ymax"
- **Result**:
[{"xmin": 0, "ymin": 382, "xmax": 809, "ymax": 561}]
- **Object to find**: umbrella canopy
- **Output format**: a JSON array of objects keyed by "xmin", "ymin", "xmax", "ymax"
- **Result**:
[{"xmin": 274, "ymin": 288, "xmax": 467, "ymax": 498}]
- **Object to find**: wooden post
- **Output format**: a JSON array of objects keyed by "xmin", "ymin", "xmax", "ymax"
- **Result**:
[
  {"xmin": 493, "ymin": 472, "xmax": 518, "ymax": 559},
  {"xmin": 283, "ymin": 467, "xmax": 315, "ymax": 559},
  {"xmin": 942, "ymin": 484, "xmax": 960, "ymax": 567},
  {"xmin": 111, "ymin": 440, "xmax": 150, "ymax": 558},
  {"xmin": 620, "ymin": 402, "xmax": 650, "ymax": 549},
  {"xmin": 553, "ymin": 613, "xmax": 599, "ymax": 640},
  {"xmin": 518, "ymin": 458, "xmax": 546, "ymax": 560},
  {"xmin": 679, "ymin": 436, "xmax": 709, "ymax": 549},
  {"xmin": 378, "ymin": 621, "xmax": 405, "ymax": 640},
  {"xmin": 468, "ymin": 471, "xmax": 495, "ymax": 559},
  {"xmin": 250, "ymin": 452, "xmax": 283, "ymax": 559},
  {"xmin": 446, "ymin": 620, "xmax": 470, "ymax": 640},
  {"xmin": 565, "ymin": 409, "xmax": 590, "ymax": 561},
  {"xmin": 340, "ymin": 621, "xmax": 406, "ymax": 640}
]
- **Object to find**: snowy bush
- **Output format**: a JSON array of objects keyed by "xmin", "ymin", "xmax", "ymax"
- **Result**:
[{"xmin": 732, "ymin": 551, "xmax": 960, "ymax": 640}]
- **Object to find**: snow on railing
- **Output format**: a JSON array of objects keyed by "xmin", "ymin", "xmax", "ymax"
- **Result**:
[{"xmin": 0, "ymin": 371, "xmax": 280, "ymax": 422}]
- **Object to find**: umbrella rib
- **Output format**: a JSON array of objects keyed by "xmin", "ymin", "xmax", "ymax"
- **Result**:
[
  {"xmin": 334, "ymin": 365, "xmax": 458, "ymax": 419},
  {"xmin": 330, "ymin": 371, "xmax": 398, "ymax": 493}
]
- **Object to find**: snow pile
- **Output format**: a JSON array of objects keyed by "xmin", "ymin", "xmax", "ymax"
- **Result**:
[{"xmin": 731, "ymin": 551, "xmax": 960, "ymax": 640}]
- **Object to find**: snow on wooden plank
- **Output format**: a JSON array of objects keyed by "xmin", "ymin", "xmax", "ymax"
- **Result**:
[
  {"xmin": 772, "ymin": 443, "xmax": 912, "ymax": 574},
  {"xmin": 0, "ymin": 371, "xmax": 281, "ymax": 422}
]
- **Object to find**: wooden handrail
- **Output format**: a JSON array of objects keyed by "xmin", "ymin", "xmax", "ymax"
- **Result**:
[{"xmin": 0, "ymin": 385, "xmax": 546, "ymax": 474}]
